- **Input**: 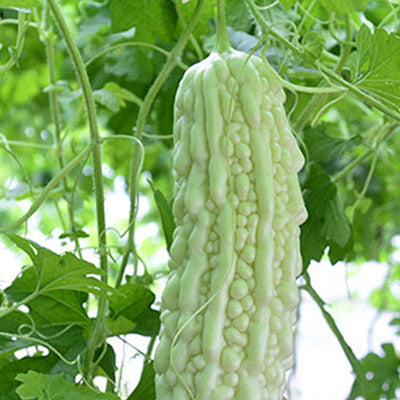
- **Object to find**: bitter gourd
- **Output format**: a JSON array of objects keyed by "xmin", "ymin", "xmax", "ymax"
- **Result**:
[{"xmin": 154, "ymin": 48, "xmax": 307, "ymax": 400}]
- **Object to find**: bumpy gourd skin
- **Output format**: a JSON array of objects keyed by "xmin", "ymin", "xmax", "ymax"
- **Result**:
[{"xmin": 154, "ymin": 49, "xmax": 307, "ymax": 400}]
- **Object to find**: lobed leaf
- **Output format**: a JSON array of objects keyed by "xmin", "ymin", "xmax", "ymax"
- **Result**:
[
  {"xmin": 301, "ymin": 164, "xmax": 352, "ymax": 268},
  {"xmin": 16, "ymin": 370, "xmax": 120, "ymax": 399},
  {"xmin": 349, "ymin": 25, "xmax": 400, "ymax": 110}
]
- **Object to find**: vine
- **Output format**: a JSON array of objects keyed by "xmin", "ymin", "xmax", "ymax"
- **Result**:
[
  {"xmin": 0, "ymin": 11, "xmax": 29, "ymax": 74},
  {"xmin": 246, "ymin": 0, "xmax": 400, "ymax": 122},
  {"xmin": 46, "ymin": 0, "xmax": 108, "ymax": 382},
  {"xmin": 117, "ymin": 0, "xmax": 207, "ymax": 288}
]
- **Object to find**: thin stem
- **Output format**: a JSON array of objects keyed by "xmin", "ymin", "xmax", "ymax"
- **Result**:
[
  {"xmin": 301, "ymin": 273, "xmax": 367, "ymax": 395},
  {"xmin": 367, "ymin": 265, "xmax": 391, "ymax": 350},
  {"xmin": 142, "ymin": 132, "xmax": 174, "ymax": 140},
  {"xmin": 298, "ymin": 0, "xmax": 326, "ymax": 33},
  {"xmin": 42, "ymin": 5, "xmax": 82, "ymax": 257},
  {"xmin": 0, "ymin": 137, "xmax": 53, "ymax": 149},
  {"xmin": 255, "ymin": 0, "xmax": 279, "ymax": 11},
  {"xmin": 173, "ymin": 0, "xmax": 204, "ymax": 60},
  {"xmin": 314, "ymin": 56, "xmax": 400, "ymax": 123},
  {"xmin": 349, "ymin": 147, "xmax": 379, "ymax": 221},
  {"xmin": 46, "ymin": 0, "xmax": 108, "ymax": 382},
  {"xmin": 262, "ymin": 52, "xmax": 345, "ymax": 94},
  {"xmin": 377, "ymin": 3, "xmax": 400, "ymax": 28},
  {"xmin": 116, "ymin": 336, "xmax": 126, "ymax": 392},
  {"xmin": 311, "ymin": 93, "xmax": 347, "ymax": 126},
  {"xmin": 146, "ymin": 335, "xmax": 156, "ymax": 360},
  {"xmin": 117, "ymin": 335, "xmax": 153, "ymax": 361},
  {"xmin": 293, "ymin": 13, "xmax": 353, "ymax": 132},
  {"xmin": 0, "ymin": 18, "xmax": 35, "ymax": 28},
  {"xmin": 334, "ymin": 14, "xmax": 353, "ymax": 73},
  {"xmin": 329, "ymin": 13, "xmax": 355, "ymax": 47},
  {"xmin": 0, "ymin": 290, "xmax": 38, "ymax": 320},
  {"xmin": 53, "ymin": 199, "xmax": 67, "ymax": 231},
  {"xmin": 46, "ymin": 0, "xmax": 107, "ymax": 271},
  {"xmin": 0, "ymin": 144, "xmax": 94, "ymax": 233},
  {"xmin": 32, "ymin": 7, "xmax": 47, "ymax": 41},
  {"xmin": 0, "ymin": 12, "xmax": 28, "ymax": 73},
  {"xmin": 134, "ymin": 0, "xmax": 205, "ymax": 142},
  {"xmin": 0, "ymin": 145, "xmax": 35, "ymax": 197},
  {"xmin": 333, "ymin": 124, "xmax": 398, "ymax": 184},
  {"xmin": 84, "ymin": 41, "xmax": 188, "ymax": 70},
  {"xmin": 216, "ymin": 0, "xmax": 231, "ymax": 52},
  {"xmin": 118, "ymin": 0, "xmax": 206, "ymax": 287}
]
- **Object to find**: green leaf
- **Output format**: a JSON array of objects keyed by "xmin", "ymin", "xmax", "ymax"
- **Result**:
[
  {"xmin": 0, "ymin": 311, "xmax": 37, "ymax": 356},
  {"xmin": 227, "ymin": 28, "xmax": 260, "ymax": 55},
  {"xmin": 348, "ymin": 344, "xmax": 400, "ymax": 400},
  {"xmin": 104, "ymin": 48, "xmax": 154, "ymax": 84},
  {"xmin": 21, "ymin": 291, "xmax": 89, "ymax": 327},
  {"xmin": 324, "ymin": 197, "xmax": 351, "ymax": 247},
  {"xmin": 389, "ymin": 318, "xmax": 400, "ymax": 336},
  {"xmin": 127, "ymin": 361, "xmax": 155, "ymax": 400},
  {"xmin": 93, "ymin": 88, "xmax": 120, "ymax": 112},
  {"xmin": 0, "ymin": 311, "xmax": 86, "ymax": 375},
  {"xmin": 59, "ymin": 230, "xmax": 90, "ymax": 240},
  {"xmin": 349, "ymin": 24, "xmax": 400, "ymax": 110},
  {"xmin": 4, "ymin": 183, "xmax": 31, "ymax": 201},
  {"xmin": 226, "ymin": 0, "xmax": 252, "ymax": 32},
  {"xmin": 370, "ymin": 287, "xmax": 400, "ymax": 312},
  {"xmin": 304, "ymin": 127, "xmax": 361, "ymax": 163},
  {"xmin": 110, "ymin": 0, "xmax": 176, "ymax": 43},
  {"xmin": 301, "ymin": 164, "xmax": 352, "ymax": 267},
  {"xmin": 279, "ymin": 0, "xmax": 296, "ymax": 9},
  {"xmin": 176, "ymin": 0, "xmax": 216, "ymax": 39},
  {"xmin": 328, "ymin": 234, "xmax": 354, "ymax": 264},
  {"xmin": 0, "ymin": 354, "xmax": 62, "ymax": 400},
  {"xmin": 148, "ymin": 182, "xmax": 175, "ymax": 251},
  {"xmin": 104, "ymin": 82, "xmax": 143, "ymax": 107},
  {"xmin": 302, "ymin": 31, "xmax": 325, "ymax": 62},
  {"xmin": 96, "ymin": 344, "xmax": 116, "ymax": 382},
  {"xmin": 109, "ymin": 282, "xmax": 160, "ymax": 337},
  {"xmin": 0, "ymin": 0, "xmax": 38, "ymax": 9},
  {"xmin": 16, "ymin": 371, "xmax": 120, "ymax": 399},
  {"xmin": 106, "ymin": 315, "xmax": 136, "ymax": 336},
  {"xmin": 365, "ymin": 0, "xmax": 393, "ymax": 26},
  {"xmin": 1, "ymin": 235, "xmax": 115, "ymax": 363},
  {"xmin": 5, "ymin": 235, "xmax": 115, "ymax": 303},
  {"xmin": 318, "ymin": 0, "xmax": 367, "ymax": 13}
]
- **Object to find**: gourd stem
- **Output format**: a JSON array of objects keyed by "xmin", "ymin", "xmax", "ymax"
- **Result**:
[
  {"xmin": 216, "ymin": 0, "xmax": 231, "ymax": 52},
  {"xmin": 46, "ymin": 0, "xmax": 108, "ymax": 382},
  {"xmin": 301, "ymin": 273, "xmax": 368, "ymax": 396}
]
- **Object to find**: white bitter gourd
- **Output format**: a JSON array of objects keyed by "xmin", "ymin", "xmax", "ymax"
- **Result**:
[{"xmin": 154, "ymin": 48, "xmax": 307, "ymax": 400}]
